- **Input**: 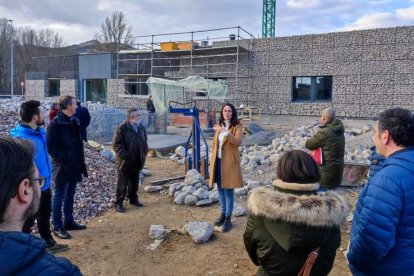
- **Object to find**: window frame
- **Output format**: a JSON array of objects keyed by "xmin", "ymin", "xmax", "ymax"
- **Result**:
[
  {"xmin": 47, "ymin": 79, "xmax": 61, "ymax": 97},
  {"xmin": 292, "ymin": 76, "xmax": 332, "ymax": 102}
]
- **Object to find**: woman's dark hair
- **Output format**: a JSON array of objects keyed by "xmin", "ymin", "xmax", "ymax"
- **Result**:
[
  {"xmin": 20, "ymin": 100, "xmax": 41, "ymax": 123},
  {"xmin": 0, "ymin": 136, "xmax": 35, "ymax": 223},
  {"xmin": 277, "ymin": 150, "xmax": 320, "ymax": 184},
  {"xmin": 219, "ymin": 102, "xmax": 239, "ymax": 128}
]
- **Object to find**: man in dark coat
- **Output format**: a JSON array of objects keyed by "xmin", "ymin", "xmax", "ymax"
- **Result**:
[
  {"xmin": 47, "ymin": 95, "xmax": 88, "ymax": 240},
  {"xmin": 112, "ymin": 108, "xmax": 148, "ymax": 213},
  {"xmin": 0, "ymin": 136, "xmax": 81, "ymax": 275},
  {"xmin": 305, "ymin": 108, "xmax": 345, "ymax": 187},
  {"xmin": 75, "ymin": 101, "xmax": 91, "ymax": 142},
  {"xmin": 146, "ymin": 95, "xmax": 156, "ymax": 132}
]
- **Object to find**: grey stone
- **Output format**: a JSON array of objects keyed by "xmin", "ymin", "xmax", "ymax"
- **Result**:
[
  {"xmin": 100, "ymin": 149, "xmax": 113, "ymax": 160},
  {"xmin": 184, "ymin": 222, "xmax": 214, "ymax": 243},
  {"xmin": 169, "ymin": 183, "xmax": 179, "ymax": 197},
  {"xmin": 235, "ymin": 187, "xmax": 248, "ymax": 196},
  {"xmin": 149, "ymin": 225, "xmax": 167, "ymax": 240},
  {"xmin": 209, "ymin": 190, "xmax": 220, "ymax": 203},
  {"xmin": 141, "ymin": 168, "xmax": 151, "ymax": 176},
  {"xmin": 144, "ymin": 186, "xmax": 162, "ymax": 193},
  {"xmin": 233, "ymin": 202, "xmax": 247, "ymax": 217},
  {"xmin": 181, "ymin": 185, "xmax": 195, "ymax": 194},
  {"xmin": 193, "ymin": 188, "xmax": 209, "ymax": 200},
  {"xmin": 174, "ymin": 192, "xmax": 188, "ymax": 205},
  {"xmin": 243, "ymin": 131, "xmax": 284, "ymax": 146},
  {"xmin": 175, "ymin": 146, "xmax": 186, "ymax": 157},
  {"xmin": 195, "ymin": 199, "xmax": 213, "ymax": 206},
  {"xmin": 184, "ymin": 194, "xmax": 198, "ymax": 206},
  {"xmin": 183, "ymin": 169, "xmax": 204, "ymax": 185}
]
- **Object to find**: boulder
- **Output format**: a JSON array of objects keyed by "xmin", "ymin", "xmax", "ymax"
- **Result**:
[
  {"xmin": 144, "ymin": 186, "xmax": 162, "ymax": 193},
  {"xmin": 193, "ymin": 188, "xmax": 209, "ymax": 200},
  {"xmin": 149, "ymin": 225, "xmax": 167, "ymax": 240},
  {"xmin": 183, "ymin": 169, "xmax": 204, "ymax": 185},
  {"xmin": 195, "ymin": 199, "xmax": 213, "ymax": 206},
  {"xmin": 184, "ymin": 194, "xmax": 198, "ymax": 206},
  {"xmin": 184, "ymin": 222, "xmax": 214, "ymax": 244}
]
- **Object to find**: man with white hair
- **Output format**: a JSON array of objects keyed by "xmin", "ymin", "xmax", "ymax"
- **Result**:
[{"xmin": 305, "ymin": 107, "xmax": 345, "ymax": 188}]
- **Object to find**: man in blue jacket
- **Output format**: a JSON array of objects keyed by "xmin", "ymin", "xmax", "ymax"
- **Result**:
[
  {"xmin": 0, "ymin": 136, "xmax": 81, "ymax": 275},
  {"xmin": 348, "ymin": 107, "xmax": 414, "ymax": 275},
  {"xmin": 10, "ymin": 100, "xmax": 68, "ymax": 253}
]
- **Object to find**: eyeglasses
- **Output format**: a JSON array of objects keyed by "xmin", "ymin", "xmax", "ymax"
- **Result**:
[{"xmin": 30, "ymin": 177, "xmax": 47, "ymax": 188}]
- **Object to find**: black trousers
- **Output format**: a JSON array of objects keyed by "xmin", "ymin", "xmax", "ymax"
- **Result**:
[
  {"xmin": 22, "ymin": 188, "xmax": 52, "ymax": 240},
  {"xmin": 115, "ymin": 170, "xmax": 139, "ymax": 204}
]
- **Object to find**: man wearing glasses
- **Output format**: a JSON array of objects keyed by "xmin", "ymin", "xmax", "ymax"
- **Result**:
[
  {"xmin": 112, "ymin": 108, "xmax": 148, "ymax": 212},
  {"xmin": 10, "ymin": 100, "xmax": 68, "ymax": 253},
  {"xmin": 47, "ymin": 95, "xmax": 88, "ymax": 240},
  {"xmin": 0, "ymin": 136, "xmax": 81, "ymax": 275}
]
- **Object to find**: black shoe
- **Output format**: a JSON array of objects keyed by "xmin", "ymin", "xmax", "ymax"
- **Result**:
[
  {"xmin": 52, "ymin": 228, "xmax": 71, "ymax": 239},
  {"xmin": 129, "ymin": 200, "xmax": 144, "ymax": 207},
  {"xmin": 115, "ymin": 204, "xmax": 125, "ymax": 213},
  {"xmin": 64, "ymin": 222, "xmax": 87, "ymax": 231},
  {"xmin": 214, "ymin": 213, "xmax": 226, "ymax": 226},
  {"xmin": 45, "ymin": 237, "xmax": 69, "ymax": 253},
  {"xmin": 222, "ymin": 216, "xmax": 232, "ymax": 232}
]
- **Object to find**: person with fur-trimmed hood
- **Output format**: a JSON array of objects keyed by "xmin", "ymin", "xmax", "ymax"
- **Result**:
[{"xmin": 244, "ymin": 150, "xmax": 349, "ymax": 276}]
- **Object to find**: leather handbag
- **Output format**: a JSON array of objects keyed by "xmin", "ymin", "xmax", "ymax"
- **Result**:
[{"xmin": 297, "ymin": 247, "xmax": 320, "ymax": 276}]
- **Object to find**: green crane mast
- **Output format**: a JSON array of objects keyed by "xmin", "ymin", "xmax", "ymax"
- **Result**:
[{"xmin": 262, "ymin": 0, "xmax": 276, "ymax": 37}]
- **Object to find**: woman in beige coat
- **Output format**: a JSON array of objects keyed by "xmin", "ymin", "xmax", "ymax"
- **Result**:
[{"xmin": 209, "ymin": 103, "xmax": 243, "ymax": 232}]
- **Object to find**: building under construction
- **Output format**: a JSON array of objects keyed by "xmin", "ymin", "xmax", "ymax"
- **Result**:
[{"xmin": 25, "ymin": 25, "xmax": 414, "ymax": 118}]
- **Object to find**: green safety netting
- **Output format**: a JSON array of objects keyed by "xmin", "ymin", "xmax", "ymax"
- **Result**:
[{"xmin": 146, "ymin": 76, "xmax": 227, "ymax": 113}]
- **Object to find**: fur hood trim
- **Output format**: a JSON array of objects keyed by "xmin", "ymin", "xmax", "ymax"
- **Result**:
[
  {"xmin": 273, "ymin": 179, "xmax": 319, "ymax": 191},
  {"xmin": 247, "ymin": 187, "xmax": 349, "ymax": 227}
]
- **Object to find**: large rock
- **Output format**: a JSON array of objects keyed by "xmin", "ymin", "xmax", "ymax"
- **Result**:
[
  {"xmin": 184, "ymin": 194, "xmax": 198, "ymax": 206},
  {"xmin": 175, "ymin": 146, "xmax": 186, "ymax": 157},
  {"xmin": 149, "ymin": 225, "xmax": 167, "ymax": 240},
  {"xmin": 181, "ymin": 185, "xmax": 195, "ymax": 194},
  {"xmin": 235, "ymin": 187, "xmax": 248, "ymax": 196},
  {"xmin": 184, "ymin": 222, "xmax": 214, "ymax": 244},
  {"xmin": 233, "ymin": 202, "xmax": 247, "ymax": 217},
  {"xmin": 193, "ymin": 188, "xmax": 209, "ymax": 200},
  {"xmin": 243, "ymin": 131, "xmax": 283, "ymax": 146},
  {"xmin": 209, "ymin": 190, "xmax": 220, "ymax": 203},
  {"xmin": 169, "ymin": 183, "xmax": 179, "ymax": 197},
  {"xmin": 174, "ymin": 192, "xmax": 188, "ymax": 205},
  {"xmin": 183, "ymin": 169, "xmax": 204, "ymax": 185},
  {"xmin": 144, "ymin": 186, "xmax": 162, "ymax": 193},
  {"xmin": 195, "ymin": 199, "xmax": 213, "ymax": 206}
]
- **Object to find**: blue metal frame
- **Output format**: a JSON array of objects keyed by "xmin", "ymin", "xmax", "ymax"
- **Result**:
[{"xmin": 169, "ymin": 101, "xmax": 209, "ymax": 178}]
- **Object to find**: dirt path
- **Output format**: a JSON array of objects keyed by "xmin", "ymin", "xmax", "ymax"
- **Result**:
[{"xmin": 57, "ymin": 154, "xmax": 353, "ymax": 276}]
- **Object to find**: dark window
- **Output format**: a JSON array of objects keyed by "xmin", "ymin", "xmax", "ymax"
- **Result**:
[
  {"xmin": 292, "ymin": 76, "xmax": 332, "ymax": 102},
  {"xmin": 47, "ymin": 80, "xmax": 60, "ymax": 97},
  {"xmin": 125, "ymin": 78, "xmax": 148, "ymax": 96}
]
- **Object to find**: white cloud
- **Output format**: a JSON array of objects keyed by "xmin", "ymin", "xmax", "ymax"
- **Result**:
[
  {"xmin": 396, "ymin": 6, "xmax": 414, "ymax": 20},
  {"xmin": 287, "ymin": 0, "xmax": 324, "ymax": 9}
]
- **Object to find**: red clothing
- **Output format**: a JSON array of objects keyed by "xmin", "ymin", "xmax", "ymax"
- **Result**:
[{"xmin": 49, "ymin": 108, "xmax": 58, "ymax": 121}]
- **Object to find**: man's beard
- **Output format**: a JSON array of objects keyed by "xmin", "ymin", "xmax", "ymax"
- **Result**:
[{"xmin": 22, "ymin": 185, "xmax": 41, "ymax": 223}]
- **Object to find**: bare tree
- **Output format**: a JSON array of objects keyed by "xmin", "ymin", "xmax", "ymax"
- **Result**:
[
  {"xmin": 95, "ymin": 11, "xmax": 134, "ymax": 47},
  {"xmin": 16, "ymin": 27, "xmax": 64, "ymax": 48}
]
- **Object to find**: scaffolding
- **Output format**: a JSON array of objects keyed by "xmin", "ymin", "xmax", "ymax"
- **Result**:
[{"xmin": 116, "ymin": 26, "xmax": 256, "ymax": 106}]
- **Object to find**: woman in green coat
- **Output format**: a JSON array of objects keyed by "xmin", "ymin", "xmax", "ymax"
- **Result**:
[{"xmin": 243, "ymin": 150, "xmax": 349, "ymax": 276}]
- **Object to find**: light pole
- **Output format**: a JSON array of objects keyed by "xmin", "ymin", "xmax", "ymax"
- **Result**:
[{"xmin": 8, "ymin": 19, "xmax": 14, "ymax": 97}]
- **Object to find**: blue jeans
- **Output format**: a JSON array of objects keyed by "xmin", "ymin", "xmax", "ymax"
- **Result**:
[
  {"xmin": 215, "ymin": 158, "xmax": 234, "ymax": 217},
  {"xmin": 52, "ymin": 182, "xmax": 77, "ymax": 229}
]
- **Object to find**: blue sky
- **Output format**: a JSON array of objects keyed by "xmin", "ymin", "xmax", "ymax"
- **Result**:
[{"xmin": 1, "ymin": 0, "xmax": 414, "ymax": 45}]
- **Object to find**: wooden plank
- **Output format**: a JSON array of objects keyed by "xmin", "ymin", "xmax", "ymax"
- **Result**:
[{"xmin": 150, "ymin": 175, "xmax": 185, "ymax": 186}]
